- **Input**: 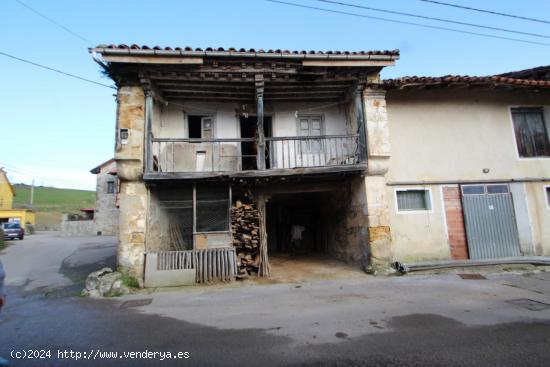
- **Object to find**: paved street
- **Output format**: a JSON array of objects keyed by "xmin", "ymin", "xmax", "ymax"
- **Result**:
[{"xmin": 1, "ymin": 233, "xmax": 550, "ymax": 366}]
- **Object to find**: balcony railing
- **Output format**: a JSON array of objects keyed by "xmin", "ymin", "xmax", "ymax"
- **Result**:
[{"xmin": 150, "ymin": 135, "xmax": 360, "ymax": 174}]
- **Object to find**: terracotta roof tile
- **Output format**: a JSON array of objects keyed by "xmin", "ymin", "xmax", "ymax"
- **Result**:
[
  {"xmin": 96, "ymin": 44, "xmax": 400, "ymax": 56},
  {"xmin": 382, "ymin": 75, "xmax": 550, "ymax": 89}
]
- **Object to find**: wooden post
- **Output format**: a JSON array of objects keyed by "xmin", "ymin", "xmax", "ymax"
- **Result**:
[
  {"xmin": 144, "ymin": 89, "xmax": 154, "ymax": 172},
  {"xmin": 355, "ymin": 84, "xmax": 368, "ymax": 163},
  {"xmin": 256, "ymin": 194, "xmax": 270, "ymax": 277},
  {"xmin": 255, "ymin": 75, "xmax": 266, "ymax": 170}
]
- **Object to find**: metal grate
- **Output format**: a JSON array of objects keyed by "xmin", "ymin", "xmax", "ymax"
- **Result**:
[
  {"xmin": 196, "ymin": 185, "xmax": 229, "ymax": 232},
  {"xmin": 457, "ymin": 273, "xmax": 487, "ymax": 280},
  {"xmin": 120, "ymin": 298, "xmax": 152, "ymax": 309}
]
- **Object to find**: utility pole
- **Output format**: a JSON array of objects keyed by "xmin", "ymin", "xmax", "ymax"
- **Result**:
[{"xmin": 30, "ymin": 179, "xmax": 35, "ymax": 207}]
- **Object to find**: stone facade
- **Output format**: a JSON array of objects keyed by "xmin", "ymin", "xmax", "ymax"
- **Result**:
[
  {"xmin": 362, "ymin": 88, "xmax": 394, "ymax": 270},
  {"xmin": 114, "ymin": 86, "xmax": 148, "ymax": 279}
]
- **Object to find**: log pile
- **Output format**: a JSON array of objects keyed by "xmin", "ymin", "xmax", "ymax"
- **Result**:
[{"xmin": 231, "ymin": 200, "xmax": 260, "ymax": 278}]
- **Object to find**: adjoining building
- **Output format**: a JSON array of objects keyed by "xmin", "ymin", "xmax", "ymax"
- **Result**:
[
  {"xmin": 382, "ymin": 75, "xmax": 550, "ymax": 262},
  {"xmin": 90, "ymin": 44, "xmax": 550, "ymax": 286},
  {"xmin": 0, "ymin": 168, "xmax": 35, "ymax": 230}
]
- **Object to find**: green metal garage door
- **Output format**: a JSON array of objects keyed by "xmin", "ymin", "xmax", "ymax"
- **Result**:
[{"xmin": 461, "ymin": 184, "xmax": 521, "ymax": 259}]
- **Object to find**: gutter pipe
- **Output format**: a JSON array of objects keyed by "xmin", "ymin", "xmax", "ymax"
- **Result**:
[{"xmin": 394, "ymin": 257, "xmax": 550, "ymax": 274}]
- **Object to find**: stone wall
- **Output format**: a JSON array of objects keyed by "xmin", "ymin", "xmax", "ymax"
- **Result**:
[
  {"xmin": 362, "ymin": 88, "xmax": 394, "ymax": 271},
  {"xmin": 60, "ymin": 218, "xmax": 96, "ymax": 237},
  {"xmin": 115, "ymin": 86, "xmax": 149, "ymax": 279},
  {"xmin": 93, "ymin": 161, "xmax": 119, "ymax": 236}
]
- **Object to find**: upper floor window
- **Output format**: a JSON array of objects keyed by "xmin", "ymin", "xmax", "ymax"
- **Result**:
[
  {"xmin": 511, "ymin": 107, "xmax": 550, "ymax": 158},
  {"xmin": 188, "ymin": 115, "xmax": 214, "ymax": 139},
  {"xmin": 107, "ymin": 181, "xmax": 115, "ymax": 194},
  {"xmin": 298, "ymin": 116, "xmax": 324, "ymax": 152}
]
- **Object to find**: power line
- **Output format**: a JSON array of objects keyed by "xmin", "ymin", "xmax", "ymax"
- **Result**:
[
  {"xmin": 315, "ymin": 0, "xmax": 550, "ymax": 39},
  {"xmin": 419, "ymin": 0, "xmax": 550, "ymax": 25},
  {"xmin": 0, "ymin": 51, "xmax": 116, "ymax": 89},
  {"xmin": 0, "ymin": 162, "xmax": 87, "ymax": 187},
  {"xmin": 14, "ymin": 0, "xmax": 93, "ymax": 45},
  {"xmin": 266, "ymin": 0, "xmax": 550, "ymax": 47}
]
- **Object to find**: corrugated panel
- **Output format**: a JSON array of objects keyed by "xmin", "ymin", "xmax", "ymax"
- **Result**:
[{"xmin": 462, "ymin": 193, "xmax": 521, "ymax": 259}]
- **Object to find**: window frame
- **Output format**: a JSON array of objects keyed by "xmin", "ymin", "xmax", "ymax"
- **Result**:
[
  {"xmin": 509, "ymin": 106, "xmax": 550, "ymax": 160},
  {"xmin": 186, "ymin": 114, "xmax": 216, "ymax": 139},
  {"xmin": 394, "ymin": 187, "xmax": 434, "ymax": 214},
  {"xmin": 296, "ymin": 115, "xmax": 325, "ymax": 153}
]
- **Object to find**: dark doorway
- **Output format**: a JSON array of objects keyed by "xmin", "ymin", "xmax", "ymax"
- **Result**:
[
  {"xmin": 239, "ymin": 116, "xmax": 272, "ymax": 170},
  {"xmin": 266, "ymin": 192, "xmax": 327, "ymax": 255}
]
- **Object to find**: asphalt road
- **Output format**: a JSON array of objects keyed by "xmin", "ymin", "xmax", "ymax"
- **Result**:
[{"xmin": 1, "ymin": 233, "xmax": 550, "ymax": 367}]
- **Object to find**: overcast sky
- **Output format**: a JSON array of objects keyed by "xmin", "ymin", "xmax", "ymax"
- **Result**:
[{"xmin": 1, "ymin": 0, "xmax": 549, "ymax": 190}]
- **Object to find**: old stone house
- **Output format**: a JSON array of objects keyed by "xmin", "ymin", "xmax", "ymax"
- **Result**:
[
  {"xmin": 92, "ymin": 44, "xmax": 397, "ymax": 284},
  {"xmin": 91, "ymin": 44, "xmax": 550, "ymax": 285}
]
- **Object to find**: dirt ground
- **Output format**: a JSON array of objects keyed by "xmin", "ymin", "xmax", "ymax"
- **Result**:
[{"xmin": 250, "ymin": 253, "xmax": 366, "ymax": 284}]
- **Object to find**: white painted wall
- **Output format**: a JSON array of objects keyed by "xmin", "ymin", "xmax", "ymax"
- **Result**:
[
  {"xmin": 386, "ymin": 89, "xmax": 550, "ymax": 182},
  {"xmin": 386, "ymin": 89, "xmax": 550, "ymax": 260},
  {"xmin": 388, "ymin": 184, "xmax": 451, "ymax": 262}
]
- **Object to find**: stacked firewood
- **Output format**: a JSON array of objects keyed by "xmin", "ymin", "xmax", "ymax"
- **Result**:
[{"xmin": 231, "ymin": 200, "xmax": 260, "ymax": 278}]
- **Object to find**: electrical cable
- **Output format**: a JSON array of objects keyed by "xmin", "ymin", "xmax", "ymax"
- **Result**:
[{"xmin": 266, "ymin": 0, "xmax": 550, "ymax": 47}]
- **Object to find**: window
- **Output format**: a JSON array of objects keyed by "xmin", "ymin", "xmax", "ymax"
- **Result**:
[
  {"xmin": 195, "ymin": 185, "xmax": 230, "ymax": 232},
  {"xmin": 396, "ymin": 189, "xmax": 432, "ymax": 212},
  {"xmin": 107, "ymin": 181, "xmax": 115, "ymax": 194},
  {"xmin": 511, "ymin": 108, "xmax": 550, "ymax": 158},
  {"xmin": 298, "ymin": 116, "xmax": 323, "ymax": 152},
  {"xmin": 462, "ymin": 185, "xmax": 484, "ymax": 195},
  {"xmin": 188, "ymin": 115, "xmax": 213, "ymax": 139},
  {"xmin": 486, "ymin": 184, "xmax": 509, "ymax": 194},
  {"xmin": 462, "ymin": 184, "xmax": 510, "ymax": 195}
]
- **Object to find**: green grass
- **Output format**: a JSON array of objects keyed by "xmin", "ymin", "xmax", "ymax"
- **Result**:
[{"xmin": 12, "ymin": 184, "xmax": 95, "ymax": 212}]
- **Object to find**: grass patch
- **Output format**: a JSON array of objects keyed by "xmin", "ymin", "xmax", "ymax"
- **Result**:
[
  {"xmin": 13, "ymin": 184, "xmax": 95, "ymax": 212},
  {"xmin": 121, "ymin": 274, "xmax": 140, "ymax": 288}
]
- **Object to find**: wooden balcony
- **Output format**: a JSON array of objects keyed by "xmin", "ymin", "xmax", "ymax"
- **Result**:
[{"xmin": 144, "ymin": 134, "xmax": 366, "ymax": 181}]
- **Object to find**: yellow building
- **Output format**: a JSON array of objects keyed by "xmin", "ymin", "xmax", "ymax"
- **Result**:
[
  {"xmin": 0, "ymin": 169, "xmax": 14, "ymax": 210},
  {"xmin": 0, "ymin": 168, "xmax": 35, "ymax": 230}
]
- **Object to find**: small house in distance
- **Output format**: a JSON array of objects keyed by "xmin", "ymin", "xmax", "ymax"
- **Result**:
[{"xmin": 90, "ymin": 159, "xmax": 119, "ymax": 236}]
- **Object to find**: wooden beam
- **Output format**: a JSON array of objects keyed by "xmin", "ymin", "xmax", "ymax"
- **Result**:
[
  {"xmin": 256, "ymin": 75, "xmax": 266, "ymax": 171},
  {"xmin": 144, "ymin": 91, "xmax": 154, "ymax": 173},
  {"xmin": 355, "ymin": 85, "xmax": 368, "ymax": 163},
  {"xmin": 142, "ymin": 163, "xmax": 367, "ymax": 181}
]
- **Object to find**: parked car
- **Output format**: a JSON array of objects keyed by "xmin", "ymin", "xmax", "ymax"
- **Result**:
[{"xmin": 2, "ymin": 223, "xmax": 24, "ymax": 240}]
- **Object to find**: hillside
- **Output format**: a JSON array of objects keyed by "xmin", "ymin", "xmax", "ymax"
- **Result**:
[{"xmin": 13, "ymin": 184, "xmax": 95, "ymax": 212}]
